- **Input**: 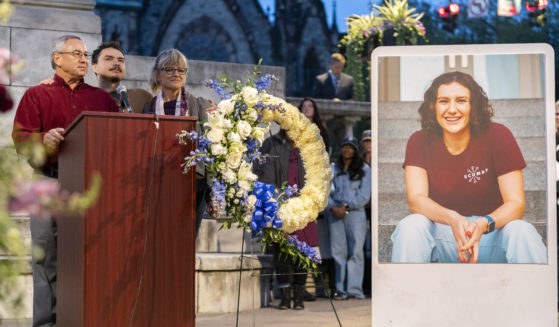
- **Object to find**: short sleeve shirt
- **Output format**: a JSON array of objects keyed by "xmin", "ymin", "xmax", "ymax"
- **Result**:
[{"xmin": 403, "ymin": 123, "xmax": 526, "ymax": 216}]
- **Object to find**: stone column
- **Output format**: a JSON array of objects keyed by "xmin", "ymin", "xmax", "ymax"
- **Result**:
[
  {"xmin": 0, "ymin": 0, "xmax": 102, "ymax": 142},
  {"xmin": 343, "ymin": 115, "xmax": 361, "ymax": 138}
]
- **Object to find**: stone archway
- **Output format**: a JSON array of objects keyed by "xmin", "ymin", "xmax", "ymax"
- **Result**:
[{"xmin": 175, "ymin": 15, "xmax": 238, "ymax": 63}]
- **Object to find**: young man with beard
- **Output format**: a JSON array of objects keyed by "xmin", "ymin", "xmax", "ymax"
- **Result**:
[{"xmin": 91, "ymin": 41, "xmax": 152, "ymax": 113}]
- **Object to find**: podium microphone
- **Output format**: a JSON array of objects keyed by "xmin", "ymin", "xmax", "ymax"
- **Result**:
[{"xmin": 116, "ymin": 85, "xmax": 132, "ymax": 113}]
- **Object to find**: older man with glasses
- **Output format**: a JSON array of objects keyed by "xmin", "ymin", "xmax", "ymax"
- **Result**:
[{"xmin": 12, "ymin": 34, "xmax": 119, "ymax": 326}]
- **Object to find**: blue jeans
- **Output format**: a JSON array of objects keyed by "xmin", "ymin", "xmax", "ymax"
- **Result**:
[
  {"xmin": 328, "ymin": 209, "xmax": 367, "ymax": 297},
  {"xmin": 391, "ymin": 214, "xmax": 547, "ymax": 263}
]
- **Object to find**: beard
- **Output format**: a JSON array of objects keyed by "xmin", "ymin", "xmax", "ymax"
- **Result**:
[{"xmin": 107, "ymin": 76, "xmax": 121, "ymax": 84}]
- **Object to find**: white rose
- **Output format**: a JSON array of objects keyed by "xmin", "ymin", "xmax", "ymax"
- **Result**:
[
  {"xmin": 228, "ymin": 132, "xmax": 241, "ymax": 143},
  {"xmin": 211, "ymin": 143, "xmax": 227, "ymax": 156},
  {"xmin": 218, "ymin": 162, "xmax": 227, "ymax": 172},
  {"xmin": 226, "ymin": 151, "xmax": 242, "ymax": 169},
  {"xmin": 241, "ymin": 86, "xmax": 259, "ymax": 107},
  {"xmin": 238, "ymin": 180, "xmax": 252, "ymax": 192},
  {"xmin": 247, "ymin": 194, "xmax": 257, "ymax": 208},
  {"xmin": 237, "ymin": 120, "xmax": 252, "ymax": 140},
  {"xmin": 218, "ymin": 99, "xmax": 235, "ymax": 114},
  {"xmin": 206, "ymin": 128, "xmax": 224, "ymax": 143},
  {"xmin": 222, "ymin": 168, "xmax": 237, "ymax": 184},
  {"xmin": 246, "ymin": 108, "xmax": 258, "ymax": 122},
  {"xmin": 223, "ymin": 118, "xmax": 234, "ymax": 129}
]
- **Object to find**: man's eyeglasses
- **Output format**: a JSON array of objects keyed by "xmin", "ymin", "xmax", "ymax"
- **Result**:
[
  {"xmin": 161, "ymin": 67, "xmax": 187, "ymax": 75},
  {"xmin": 58, "ymin": 51, "xmax": 90, "ymax": 59}
]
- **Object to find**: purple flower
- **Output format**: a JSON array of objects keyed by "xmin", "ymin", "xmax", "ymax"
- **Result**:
[{"xmin": 287, "ymin": 235, "xmax": 322, "ymax": 264}]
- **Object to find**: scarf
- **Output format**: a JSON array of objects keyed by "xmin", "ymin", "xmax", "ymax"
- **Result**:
[{"xmin": 154, "ymin": 86, "xmax": 189, "ymax": 116}]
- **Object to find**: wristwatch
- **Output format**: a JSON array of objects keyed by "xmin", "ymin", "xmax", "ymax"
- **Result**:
[{"xmin": 483, "ymin": 215, "xmax": 495, "ymax": 234}]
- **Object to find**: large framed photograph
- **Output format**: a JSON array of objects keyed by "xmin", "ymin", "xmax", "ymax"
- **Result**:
[{"xmin": 371, "ymin": 44, "xmax": 556, "ymax": 326}]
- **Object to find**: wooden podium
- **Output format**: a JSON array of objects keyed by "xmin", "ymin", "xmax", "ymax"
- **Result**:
[{"xmin": 58, "ymin": 112, "xmax": 197, "ymax": 327}]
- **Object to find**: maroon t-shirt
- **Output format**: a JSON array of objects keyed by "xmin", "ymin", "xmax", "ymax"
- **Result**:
[
  {"xmin": 12, "ymin": 74, "xmax": 119, "ymax": 172},
  {"xmin": 403, "ymin": 123, "xmax": 526, "ymax": 216}
]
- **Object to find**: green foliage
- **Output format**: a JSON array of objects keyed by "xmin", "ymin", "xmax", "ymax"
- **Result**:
[
  {"xmin": 339, "ymin": 0, "xmax": 426, "ymax": 100},
  {"xmin": 0, "ymin": 139, "xmax": 101, "ymax": 316}
]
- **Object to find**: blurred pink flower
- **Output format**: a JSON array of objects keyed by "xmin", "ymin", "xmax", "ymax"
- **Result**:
[{"xmin": 8, "ymin": 180, "xmax": 60, "ymax": 217}]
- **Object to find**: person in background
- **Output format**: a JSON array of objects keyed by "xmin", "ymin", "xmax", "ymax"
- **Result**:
[
  {"xmin": 299, "ymin": 97, "xmax": 330, "ymax": 154},
  {"xmin": 144, "ymin": 48, "xmax": 215, "ymax": 236},
  {"xmin": 253, "ymin": 130, "xmax": 309, "ymax": 310},
  {"xmin": 327, "ymin": 137, "xmax": 371, "ymax": 300},
  {"xmin": 312, "ymin": 53, "xmax": 355, "ymax": 101},
  {"xmin": 12, "ymin": 34, "xmax": 119, "ymax": 326},
  {"xmin": 298, "ymin": 97, "xmax": 334, "ymax": 299},
  {"xmin": 361, "ymin": 129, "xmax": 371, "ymax": 166},
  {"xmin": 360, "ymin": 129, "xmax": 372, "ymax": 297},
  {"xmin": 91, "ymin": 41, "xmax": 152, "ymax": 113}
]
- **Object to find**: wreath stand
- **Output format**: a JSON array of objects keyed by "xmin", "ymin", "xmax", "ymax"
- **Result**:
[{"xmin": 233, "ymin": 230, "xmax": 343, "ymax": 326}]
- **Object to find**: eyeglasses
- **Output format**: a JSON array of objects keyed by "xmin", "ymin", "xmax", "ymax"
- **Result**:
[
  {"xmin": 161, "ymin": 67, "xmax": 187, "ymax": 75},
  {"xmin": 58, "ymin": 51, "xmax": 90, "ymax": 59}
]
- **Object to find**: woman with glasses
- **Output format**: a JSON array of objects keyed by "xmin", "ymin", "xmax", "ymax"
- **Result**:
[
  {"xmin": 144, "ymin": 48, "xmax": 215, "ymax": 235},
  {"xmin": 144, "ymin": 48, "xmax": 211, "ymax": 118},
  {"xmin": 391, "ymin": 71, "xmax": 546, "ymax": 264}
]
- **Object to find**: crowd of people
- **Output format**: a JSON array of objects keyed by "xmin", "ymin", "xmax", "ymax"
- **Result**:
[
  {"xmin": 253, "ymin": 53, "xmax": 373, "ymax": 309},
  {"xmin": 10, "ymin": 31, "xmax": 550, "ymax": 324},
  {"xmin": 10, "ymin": 32, "xmax": 369, "ymax": 323}
]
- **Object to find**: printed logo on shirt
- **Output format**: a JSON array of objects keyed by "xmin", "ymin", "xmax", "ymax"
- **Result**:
[{"xmin": 464, "ymin": 166, "xmax": 489, "ymax": 183}]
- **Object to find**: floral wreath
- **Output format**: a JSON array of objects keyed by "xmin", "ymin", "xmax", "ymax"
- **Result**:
[{"xmin": 178, "ymin": 63, "xmax": 332, "ymax": 268}]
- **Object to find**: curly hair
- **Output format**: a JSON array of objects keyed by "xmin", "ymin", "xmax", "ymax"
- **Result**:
[
  {"xmin": 418, "ymin": 71, "xmax": 493, "ymax": 137},
  {"xmin": 298, "ymin": 97, "xmax": 330, "ymax": 151}
]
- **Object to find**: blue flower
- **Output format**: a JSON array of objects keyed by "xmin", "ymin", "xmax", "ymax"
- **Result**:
[
  {"xmin": 287, "ymin": 235, "xmax": 322, "ymax": 264},
  {"xmin": 206, "ymin": 79, "xmax": 231, "ymax": 99},
  {"xmin": 197, "ymin": 135, "xmax": 212, "ymax": 150},
  {"xmin": 255, "ymin": 74, "xmax": 278, "ymax": 92},
  {"xmin": 211, "ymin": 178, "xmax": 226, "ymax": 206}
]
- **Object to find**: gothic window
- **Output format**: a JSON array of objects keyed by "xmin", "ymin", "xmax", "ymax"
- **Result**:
[
  {"xmin": 175, "ymin": 16, "xmax": 237, "ymax": 63},
  {"xmin": 302, "ymin": 46, "xmax": 322, "ymax": 97}
]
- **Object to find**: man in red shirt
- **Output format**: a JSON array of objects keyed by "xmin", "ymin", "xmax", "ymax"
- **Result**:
[{"xmin": 12, "ymin": 34, "xmax": 118, "ymax": 326}]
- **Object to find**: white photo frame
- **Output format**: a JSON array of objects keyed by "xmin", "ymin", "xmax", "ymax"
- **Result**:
[{"xmin": 371, "ymin": 43, "xmax": 556, "ymax": 326}]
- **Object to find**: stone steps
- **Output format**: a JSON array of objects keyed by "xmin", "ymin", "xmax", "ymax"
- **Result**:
[
  {"xmin": 1, "ymin": 217, "xmax": 271, "ymax": 319},
  {"xmin": 379, "ymin": 136, "xmax": 547, "ymax": 162},
  {"xmin": 378, "ymin": 160, "xmax": 547, "ymax": 192}
]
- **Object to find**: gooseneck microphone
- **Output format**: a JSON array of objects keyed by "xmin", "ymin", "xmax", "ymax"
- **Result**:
[{"xmin": 116, "ymin": 84, "xmax": 132, "ymax": 113}]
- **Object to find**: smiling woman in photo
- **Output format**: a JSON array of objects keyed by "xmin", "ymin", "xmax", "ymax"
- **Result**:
[{"xmin": 391, "ymin": 71, "xmax": 547, "ymax": 264}]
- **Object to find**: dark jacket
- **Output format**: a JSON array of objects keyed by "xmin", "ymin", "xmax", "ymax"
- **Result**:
[{"xmin": 312, "ymin": 72, "xmax": 355, "ymax": 100}]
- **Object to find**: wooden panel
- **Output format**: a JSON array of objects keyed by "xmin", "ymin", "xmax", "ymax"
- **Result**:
[{"xmin": 58, "ymin": 112, "xmax": 197, "ymax": 327}]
